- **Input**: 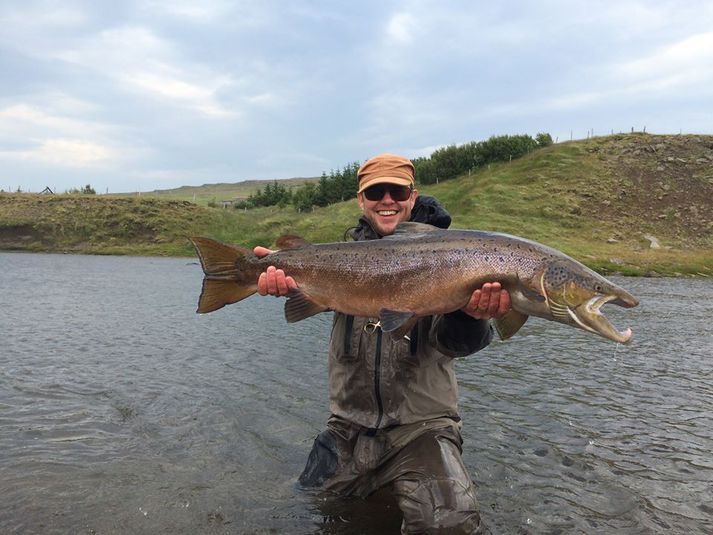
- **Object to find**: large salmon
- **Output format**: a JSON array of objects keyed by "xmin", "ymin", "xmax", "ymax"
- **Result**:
[{"xmin": 190, "ymin": 222, "xmax": 639, "ymax": 343}]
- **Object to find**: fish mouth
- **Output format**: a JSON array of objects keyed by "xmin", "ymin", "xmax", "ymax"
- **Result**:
[{"xmin": 570, "ymin": 294, "xmax": 637, "ymax": 344}]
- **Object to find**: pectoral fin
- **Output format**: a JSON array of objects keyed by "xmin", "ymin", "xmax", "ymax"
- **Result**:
[
  {"xmin": 520, "ymin": 285, "xmax": 545, "ymax": 303},
  {"xmin": 494, "ymin": 310, "xmax": 529, "ymax": 340},
  {"xmin": 390, "ymin": 317, "xmax": 419, "ymax": 340},
  {"xmin": 284, "ymin": 288, "xmax": 329, "ymax": 322},
  {"xmin": 379, "ymin": 309, "xmax": 416, "ymax": 334}
]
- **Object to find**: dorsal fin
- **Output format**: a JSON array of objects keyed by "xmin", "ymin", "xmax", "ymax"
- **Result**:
[
  {"xmin": 276, "ymin": 235, "xmax": 311, "ymax": 250},
  {"xmin": 393, "ymin": 222, "xmax": 439, "ymax": 235}
]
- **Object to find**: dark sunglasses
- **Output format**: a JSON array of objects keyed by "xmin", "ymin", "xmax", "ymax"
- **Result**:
[{"xmin": 362, "ymin": 183, "xmax": 413, "ymax": 202}]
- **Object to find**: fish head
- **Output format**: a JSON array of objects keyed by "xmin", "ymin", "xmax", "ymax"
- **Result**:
[{"xmin": 539, "ymin": 260, "xmax": 639, "ymax": 343}]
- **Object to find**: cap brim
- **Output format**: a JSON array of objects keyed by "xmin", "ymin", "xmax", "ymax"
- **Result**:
[{"xmin": 357, "ymin": 176, "xmax": 414, "ymax": 193}]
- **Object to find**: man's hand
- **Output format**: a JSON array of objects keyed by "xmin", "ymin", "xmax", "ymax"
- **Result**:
[
  {"xmin": 462, "ymin": 282, "xmax": 511, "ymax": 320},
  {"xmin": 254, "ymin": 247, "xmax": 297, "ymax": 297}
]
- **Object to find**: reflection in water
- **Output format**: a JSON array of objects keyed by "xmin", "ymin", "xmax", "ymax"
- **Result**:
[{"xmin": 0, "ymin": 252, "xmax": 711, "ymax": 534}]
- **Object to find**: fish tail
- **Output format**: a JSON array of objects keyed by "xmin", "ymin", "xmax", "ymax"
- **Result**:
[{"xmin": 190, "ymin": 237, "xmax": 258, "ymax": 313}]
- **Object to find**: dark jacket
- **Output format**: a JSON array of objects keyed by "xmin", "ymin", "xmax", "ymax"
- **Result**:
[{"xmin": 328, "ymin": 196, "xmax": 493, "ymax": 429}]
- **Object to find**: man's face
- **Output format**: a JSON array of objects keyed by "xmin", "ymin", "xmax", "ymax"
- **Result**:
[{"xmin": 357, "ymin": 183, "xmax": 418, "ymax": 236}]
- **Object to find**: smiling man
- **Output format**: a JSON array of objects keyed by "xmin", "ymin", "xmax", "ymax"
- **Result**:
[
  {"xmin": 255, "ymin": 153, "xmax": 510, "ymax": 534},
  {"xmin": 355, "ymin": 153, "xmax": 418, "ymax": 236}
]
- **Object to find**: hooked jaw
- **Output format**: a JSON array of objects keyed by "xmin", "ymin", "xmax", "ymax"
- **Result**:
[{"xmin": 570, "ymin": 294, "xmax": 638, "ymax": 344}]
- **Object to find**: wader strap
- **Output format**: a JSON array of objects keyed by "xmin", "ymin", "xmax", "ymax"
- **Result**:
[
  {"xmin": 409, "ymin": 325, "xmax": 419, "ymax": 356},
  {"xmin": 343, "ymin": 315, "xmax": 354, "ymax": 354}
]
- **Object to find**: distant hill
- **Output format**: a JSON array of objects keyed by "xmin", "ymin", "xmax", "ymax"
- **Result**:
[
  {"xmin": 1, "ymin": 133, "xmax": 711, "ymax": 276},
  {"xmin": 115, "ymin": 177, "xmax": 319, "ymax": 206}
]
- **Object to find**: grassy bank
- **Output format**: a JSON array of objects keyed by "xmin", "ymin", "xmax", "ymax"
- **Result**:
[{"xmin": 1, "ymin": 133, "xmax": 712, "ymax": 276}]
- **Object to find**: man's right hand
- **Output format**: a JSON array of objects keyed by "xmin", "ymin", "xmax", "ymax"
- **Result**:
[{"xmin": 254, "ymin": 247, "xmax": 297, "ymax": 297}]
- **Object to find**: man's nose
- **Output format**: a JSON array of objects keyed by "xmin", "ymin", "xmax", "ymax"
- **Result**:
[{"xmin": 381, "ymin": 190, "xmax": 395, "ymax": 202}]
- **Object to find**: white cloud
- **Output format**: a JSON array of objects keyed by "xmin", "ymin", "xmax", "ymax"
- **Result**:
[
  {"xmin": 0, "ymin": 100, "xmax": 150, "ymax": 171},
  {"xmin": 0, "ymin": 2, "xmax": 88, "ymax": 28},
  {"xmin": 139, "ymin": 0, "xmax": 233, "ymax": 22},
  {"xmin": 53, "ymin": 26, "xmax": 237, "ymax": 118},
  {"xmin": 386, "ymin": 12, "xmax": 416, "ymax": 44},
  {"xmin": 123, "ymin": 72, "xmax": 236, "ymax": 118},
  {"xmin": 538, "ymin": 31, "xmax": 713, "ymax": 112},
  {"xmin": 0, "ymin": 138, "xmax": 116, "ymax": 167},
  {"xmin": 0, "ymin": 102, "xmax": 108, "ymax": 139},
  {"xmin": 618, "ymin": 31, "xmax": 713, "ymax": 83}
]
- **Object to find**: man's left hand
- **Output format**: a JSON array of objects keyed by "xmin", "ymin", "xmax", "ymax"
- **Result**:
[{"xmin": 462, "ymin": 282, "xmax": 512, "ymax": 320}]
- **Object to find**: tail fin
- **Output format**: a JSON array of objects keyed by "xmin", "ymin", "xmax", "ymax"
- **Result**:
[{"xmin": 190, "ymin": 237, "xmax": 257, "ymax": 313}]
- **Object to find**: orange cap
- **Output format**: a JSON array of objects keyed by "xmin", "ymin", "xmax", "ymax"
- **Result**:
[{"xmin": 357, "ymin": 153, "xmax": 415, "ymax": 193}]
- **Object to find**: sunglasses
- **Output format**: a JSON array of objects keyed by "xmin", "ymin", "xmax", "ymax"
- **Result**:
[{"xmin": 362, "ymin": 183, "xmax": 414, "ymax": 202}]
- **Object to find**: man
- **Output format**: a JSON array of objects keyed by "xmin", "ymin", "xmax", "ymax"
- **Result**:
[{"xmin": 254, "ymin": 154, "xmax": 511, "ymax": 534}]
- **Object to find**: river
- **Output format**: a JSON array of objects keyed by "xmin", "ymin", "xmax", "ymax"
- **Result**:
[{"xmin": 0, "ymin": 251, "xmax": 711, "ymax": 534}]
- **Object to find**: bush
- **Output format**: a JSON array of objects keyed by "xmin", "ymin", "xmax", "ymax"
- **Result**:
[
  {"xmin": 536, "ymin": 133, "xmax": 553, "ymax": 147},
  {"xmin": 414, "ymin": 134, "xmax": 545, "ymax": 184},
  {"xmin": 65, "ymin": 184, "xmax": 96, "ymax": 194}
]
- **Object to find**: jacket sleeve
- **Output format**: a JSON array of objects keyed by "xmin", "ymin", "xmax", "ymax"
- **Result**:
[{"xmin": 428, "ymin": 310, "xmax": 493, "ymax": 358}]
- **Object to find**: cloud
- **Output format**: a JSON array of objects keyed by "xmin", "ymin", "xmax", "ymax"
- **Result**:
[
  {"xmin": 617, "ymin": 31, "xmax": 713, "ymax": 87},
  {"xmin": 539, "ymin": 31, "xmax": 713, "ymax": 114},
  {"xmin": 0, "ymin": 99, "xmax": 149, "ymax": 170},
  {"xmin": 0, "ymin": 138, "xmax": 116, "ymax": 167},
  {"xmin": 386, "ymin": 12, "xmax": 416, "ymax": 44},
  {"xmin": 123, "ymin": 71, "xmax": 236, "ymax": 118},
  {"xmin": 0, "ymin": 2, "xmax": 88, "ymax": 29},
  {"xmin": 0, "ymin": 102, "xmax": 108, "ymax": 139},
  {"xmin": 53, "ymin": 26, "xmax": 237, "ymax": 118},
  {"xmin": 139, "ymin": 0, "xmax": 234, "ymax": 22}
]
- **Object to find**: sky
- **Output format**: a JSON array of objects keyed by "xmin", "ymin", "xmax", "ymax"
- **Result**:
[{"xmin": 1, "ymin": 1, "xmax": 712, "ymax": 194}]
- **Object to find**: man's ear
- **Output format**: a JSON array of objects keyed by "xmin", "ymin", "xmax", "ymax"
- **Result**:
[
  {"xmin": 410, "ymin": 189, "xmax": 418, "ymax": 207},
  {"xmin": 356, "ymin": 191, "xmax": 364, "ymax": 211}
]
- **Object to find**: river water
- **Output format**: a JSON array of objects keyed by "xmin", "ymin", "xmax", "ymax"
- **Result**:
[{"xmin": 0, "ymin": 251, "xmax": 711, "ymax": 534}]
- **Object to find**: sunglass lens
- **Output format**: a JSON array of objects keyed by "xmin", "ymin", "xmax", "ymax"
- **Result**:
[
  {"xmin": 390, "ymin": 186, "xmax": 411, "ymax": 201},
  {"xmin": 364, "ymin": 185, "xmax": 411, "ymax": 201},
  {"xmin": 363, "ymin": 184, "xmax": 385, "ymax": 201}
]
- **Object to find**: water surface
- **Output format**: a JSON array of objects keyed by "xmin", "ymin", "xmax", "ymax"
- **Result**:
[{"xmin": 0, "ymin": 252, "xmax": 711, "ymax": 534}]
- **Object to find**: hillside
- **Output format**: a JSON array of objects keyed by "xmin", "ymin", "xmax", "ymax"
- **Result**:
[
  {"xmin": 0, "ymin": 196, "xmax": 215, "ymax": 256},
  {"xmin": 1, "ymin": 133, "xmax": 711, "ymax": 276},
  {"xmin": 115, "ymin": 176, "xmax": 319, "ymax": 205}
]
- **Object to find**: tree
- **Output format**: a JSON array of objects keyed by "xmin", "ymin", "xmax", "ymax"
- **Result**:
[
  {"xmin": 536, "ymin": 132, "xmax": 553, "ymax": 147},
  {"xmin": 293, "ymin": 182, "xmax": 317, "ymax": 212}
]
